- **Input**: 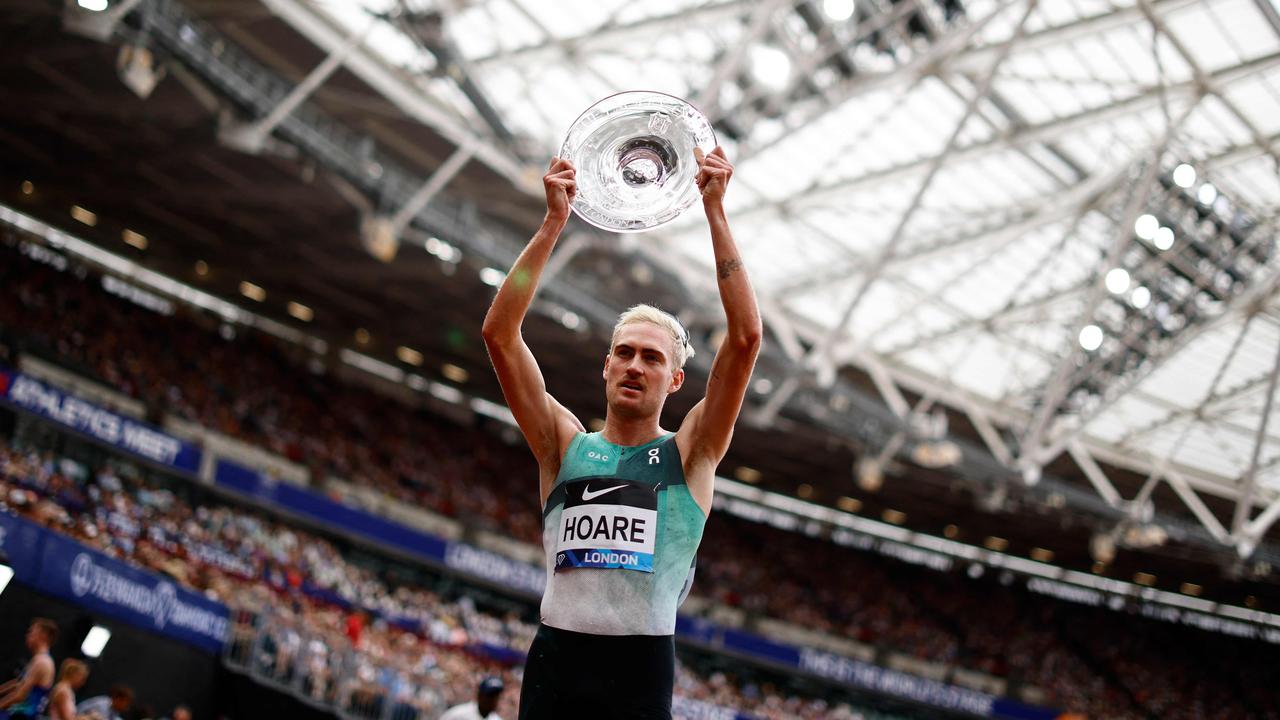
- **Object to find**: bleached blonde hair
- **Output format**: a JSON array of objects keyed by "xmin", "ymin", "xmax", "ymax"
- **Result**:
[{"xmin": 610, "ymin": 304, "xmax": 695, "ymax": 370}]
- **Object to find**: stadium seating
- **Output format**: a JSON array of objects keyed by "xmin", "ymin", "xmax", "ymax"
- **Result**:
[{"xmin": 3, "ymin": 233, "xmax": 1279, "ymax": 719}]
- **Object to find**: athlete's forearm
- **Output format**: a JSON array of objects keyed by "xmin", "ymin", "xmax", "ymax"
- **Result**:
[
  {"xmin": 481, "ymin": 214, "xmax": 566, "ymax": 347},
  {"xmin": 704, "ymin": 201, "xmax": 762, "ymax": 347}
]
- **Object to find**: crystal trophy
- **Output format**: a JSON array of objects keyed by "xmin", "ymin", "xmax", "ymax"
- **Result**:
[{"xmin": 559, "ymin": 91, "xmax": 717, "ymax": 233}]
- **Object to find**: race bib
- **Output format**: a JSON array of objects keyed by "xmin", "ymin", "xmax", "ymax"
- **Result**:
[{"xmin": 555, "ymin": 479, "xmax": 657, "ymax": 573}]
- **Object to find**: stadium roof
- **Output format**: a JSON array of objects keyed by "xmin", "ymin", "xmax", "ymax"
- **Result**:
[
  {"xmin": 4, "ymin": 0, "xmax": 1280, "ymax": 588},
  {"xmin": 307, "ymin": 0, "xmax": 1280, "ymax": 554}
]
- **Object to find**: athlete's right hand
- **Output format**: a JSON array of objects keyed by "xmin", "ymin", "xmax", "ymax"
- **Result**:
[{"xmin": 544, "ymin": 157, "xmax": 577, "ymax": 223}]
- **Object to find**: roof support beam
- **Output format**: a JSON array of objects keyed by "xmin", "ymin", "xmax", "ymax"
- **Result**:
[
  {"xmin": 220, "ymin": 17, "xmax": 374, "ymax": 155},
  {"xmin": 1166, "ymin": 469, "xmax": 1231, "ymax": 543},
  {"xmin": 261, "ymin": 0, "xmax": 537, "ymax": 195},
  {"xmin": 1039, "ymin": 271, "xmax": 1280, "ymax": 463},
  {"xmin": 1115, "ymin": 313, "xmax": 1259, "ymax": 447},
  {"xmin": 1068, "ymin": 441, "xmax": 1125, "ymax": 509},
  {"xmin": 805, "ymin": 0, "xmax": 1038, "ymax": 374},
  {"xmin": 1232, "ymin": 330, "xmax": 1280, "ymax": 537},
  {"xmin": 1021, "ymin": 91, "xmax": 1203, "ymax": 465},
  {"xmin": 734, "ymin": 50, "xmax": 1280, "ymax": 221},
  {"xmin": 695, "ymin": 0, "xmax": 790, "ymax": 116},
  {"xmin": 470, "ymin": 0, "xmax": 757, "ymax": 67}
]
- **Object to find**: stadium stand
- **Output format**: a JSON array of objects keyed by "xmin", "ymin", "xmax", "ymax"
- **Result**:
[{"xmin": 2, "ymin": 227, "xmax": 1279, "ymax": 719}]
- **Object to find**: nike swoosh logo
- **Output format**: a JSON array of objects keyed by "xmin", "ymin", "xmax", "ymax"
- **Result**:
[{"xmin": 581, "ymin": 484, "xmax": 627, "ymax": 501}]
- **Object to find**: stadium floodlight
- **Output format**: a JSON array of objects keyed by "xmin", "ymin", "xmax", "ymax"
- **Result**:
[
  {"xmin": 81, "ymin": 625, "xmax": 111, "ymax": 658},
  {"xmin": 823, "ymin": 0, "xmax": 856, "ymax": 21},
  {"xmin": 749, "ymin": 44, "xmax": 792, "ymax": 91},
  {"xmin": 64, "ymin": 0, "xmax": 133, "ymax": 41},
  {"xmin": 1078, "ymin": 325, "xmax": 1103, "ymax": 351},
  {"xmin": 1172, "ymin": 163, "xmax": 1196, "ymax": 189},
  {"xmin": 117, "ymin": 45, "xmax": 164, "ymax": 100}
]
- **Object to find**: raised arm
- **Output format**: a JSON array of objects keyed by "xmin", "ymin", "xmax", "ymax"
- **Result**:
[
  {"xmin": 0, "ymin": 655, "xmax": 48, "ymax": 709},
  {"xmin": 481, "ymin": 159, "xmax": 584, "ymax": 480},
  {"xmin": 678, "ymin": 148, "xmax": 763, "ymax": 507}
]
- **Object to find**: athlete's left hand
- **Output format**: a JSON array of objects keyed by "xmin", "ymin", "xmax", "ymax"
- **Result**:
[{"xmin": 695, "ymin": 147, "xmax": 732, "ymax": 205}]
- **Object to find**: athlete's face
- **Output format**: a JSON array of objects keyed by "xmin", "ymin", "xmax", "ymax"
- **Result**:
[
  {"xmin": 25, "ymin": 625, "xmax": 44, "ymax": 651},
  {"xmin": 604, "ymin": 322, "xmax": 684, "ymax": 419}
]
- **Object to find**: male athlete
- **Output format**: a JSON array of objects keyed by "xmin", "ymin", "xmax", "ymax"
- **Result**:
[
  {"xmin": 482, "ymin": 146, "xmax": 760, "ymax": 719},
  {"xmin": 0, "ymin": 618, "xmax": 57, "ymax": 720}
]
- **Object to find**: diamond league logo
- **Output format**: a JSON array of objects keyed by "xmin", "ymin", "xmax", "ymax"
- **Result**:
[{"xmin": 70, "ymin": 554, "xmax": 95, "ymax": 597}]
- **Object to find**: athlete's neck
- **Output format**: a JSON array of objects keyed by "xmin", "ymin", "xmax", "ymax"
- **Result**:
[{"xmin": 600, "ymin": 413, "xmax": 665, "ymax": 447}]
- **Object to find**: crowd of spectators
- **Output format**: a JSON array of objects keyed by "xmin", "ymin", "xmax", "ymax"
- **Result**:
[
  {"xmin": 3, "ymin": 234, "xmax": 1280, "ymax": 719},
  {"xmin": 0, "ymin": 436, "xmax": 893, "ymax": 720}
]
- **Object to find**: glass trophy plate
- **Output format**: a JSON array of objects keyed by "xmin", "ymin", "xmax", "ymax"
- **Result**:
[{"xmin": 559, "ymin": 91, "xmax": 717, "ymax": 233}]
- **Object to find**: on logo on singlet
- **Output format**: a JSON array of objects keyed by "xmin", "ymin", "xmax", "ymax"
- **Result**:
[{"xmin": 555, "ymin": 479, "xmax": 657, "ymax": 574}]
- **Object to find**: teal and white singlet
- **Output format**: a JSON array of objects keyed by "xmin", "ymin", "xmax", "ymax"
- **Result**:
[{"xmin": 540, "ymin": 431, "xmax": 706, "ymax": 636}]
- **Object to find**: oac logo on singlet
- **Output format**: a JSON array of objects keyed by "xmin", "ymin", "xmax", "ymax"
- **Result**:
[{"xmin": 555, "ymin": 478, "xmax": 657, "ymax": 574}]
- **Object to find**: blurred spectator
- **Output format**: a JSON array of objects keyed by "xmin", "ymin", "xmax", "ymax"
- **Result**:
[
  {"xmin": 76, "ymin": 684, "xmax": 133, "ymax": 720},
  {"xmin": 46, "ymin": 659, "xmax": 89, "ymax": 720},
  {"xmin": 0, "ymin": 618, "xmax": 57, "ymax": 719},
  {"xmin": 439, "ymin": 676, "xmax": 504, "ymax": 720},
  {"xmin": 3, "ymin": 234, "xmax": 1279, "ymax": 719}
]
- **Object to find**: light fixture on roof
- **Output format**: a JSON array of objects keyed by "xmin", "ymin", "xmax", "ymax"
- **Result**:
[
  {"xmin": 749, "ymin": 44, "xmax": 792, "ymax": 91},
  {"xmin": 239, "ymin": 281, "xmax": 265, "ymax": 302},
  {"xmin": 1153, "ymin": 226, "xmax": 1175, "ymax": 251},
  {"xmin": 1030, "ymin": 547, "xmax": 1054, "ymax": 563},
  {"xmin": 20, "ymin": 180, "xmax": 33, "ymax": 195},
  {"xmin": 882, "ymin": 509, "xmax": 906, "ymax": 525},
  {"xmin": 121, "ymin": 229, "xmax": 147, "ymax": 250},
  {"xmin": 479, "ymin": 267, "xmax": 506, "ymax": 287},
  {"xmin": 355, "ymin": 328, "xmax": 371, "ymax": 345},
  {"xmin": 360, "ymin": 216, "xmax": 400, "ymax": 263},
  {"xmin": 856, "ymin": 456, "xmax": 883, "ymax": 492},
  {"xmin": 194, "ymin": 260, "xmax": 209, "ymax": 277},
  {"xmin": 735, "ymin": 466, "xmax": 762, "ymax": 484},
  {"xmin": 1172, "ymin": 163, "xmax": 1196, "ymax": 189},
  {"xmin": 70, "ymin": 205, "xmax": 97, "ymax": 227},
  {"xmin": 1104, "ymin": 268, "xmax": 1130, "ymax": 295},
  {"xmin": 1078, "ymin": 324, "xmax": 1103, "ymax": 351},
  {"xmin": 287, "ymin": 302, "xmax": 314, "ymax": 322},
  {"xmin": 1090, "ymin": 532, "xmax": 1116, "ymax": 564},
  {"xmin": 78, "ymin": 0, "xmax": 108, "ymax": 10},
  {"xmin": 837, "ymin": 496, "xmax": 861, "ymax": 512},
  {"xmin": 823, "ymin": 0, "xmax": 856, "ymax": 21},
  {"xmin": 1134, "ymin": 214, "xmax": 1159, "ymax": 240},
  {"xmin": 441, "ymin": 363, "xmax": 468, "ymax": 383},
  {"xmin": 983, "ymin": 536, "xmax": 1008, "ymax": 552},
  {"xmin": 1197, "ymin": 183, "xmax": 1217, "ymax": 205},
  {"xmin": 797, "ymin": 483, "xmax": 814, "ymax": 499},
  {"xmin": 1130, "ymin": 285, "xmax": 1151, "ymax": 309},
  {"xmin": 396, "ymin": 346, "xmax": 424, "ymax": 366},
  {"xmin": 81, "ymin": 625, "xmax": 111, "ymax": 658},
  {"xmin": 117, "ymin": 44, "xmax": 164, "ymax": 99}
]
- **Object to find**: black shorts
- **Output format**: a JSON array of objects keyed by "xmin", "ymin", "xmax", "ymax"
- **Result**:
[{"xmin": 518, "ymin": 623, "xmax": 675, "ymax": 720}]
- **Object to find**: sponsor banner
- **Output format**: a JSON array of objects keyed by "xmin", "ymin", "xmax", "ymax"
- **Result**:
[
  {"xmin": 797, "ymin": 647, "xmax": 995, "ymax": 716},
  {"xmin": 0, "ymin": 511, "xmax": 229, "ymax": 653},
  {"xmin": 443, "ymin": 542, "xmax": 546, "ymax": 597},
  {"xmin": 213, "ymin": 459, "xmax": 450, "ymax": 563},
  {"xmin": 671, "ymin": 695, "xmax": 751, "ymax": 720},
  {"xmin": 0, "ymin": 370, "xmax": 202, "ymax": 474}
]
